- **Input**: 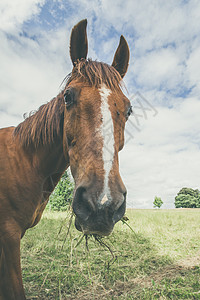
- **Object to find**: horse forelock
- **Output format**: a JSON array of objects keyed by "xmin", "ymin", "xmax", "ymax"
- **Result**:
[{"xmin": 66, "ymin": 59, "xmax": 123, "ymax": 90}]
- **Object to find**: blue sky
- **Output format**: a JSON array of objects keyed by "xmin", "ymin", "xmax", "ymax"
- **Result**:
[{"xmin": 0, "ymin": 0, "xmax": 200, "ymax": 208}]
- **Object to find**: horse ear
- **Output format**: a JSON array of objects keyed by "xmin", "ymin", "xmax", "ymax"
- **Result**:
[
  {"xmin": 112, "ymin": 35, "xmax": 130, "ymax": 78},
  {"xmin": 70, "ymin": 19, "xmax": 88, "ymax": 66}
]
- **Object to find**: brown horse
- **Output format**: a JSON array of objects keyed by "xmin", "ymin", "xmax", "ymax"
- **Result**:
[{"xmin": 0, "ymin": 19, "xmax": 130, "ymax": 299}]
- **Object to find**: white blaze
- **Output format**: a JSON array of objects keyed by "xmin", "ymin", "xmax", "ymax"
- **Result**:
[
  {"xmin": 99, "ymin": 85, "xmax": 115, "ymax": 204},
  {"xmin": 101, "ymin": 194, "xmax": 109, "ymax": 205}
]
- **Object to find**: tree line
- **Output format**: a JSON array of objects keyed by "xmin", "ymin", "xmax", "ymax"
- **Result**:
[
  {"xmin": 154, "ymin": 187, "xmax": 200, "ymax": 209},
  {"xmin": 174, "ymin": 187, "xmax": 200, "ymax": 208},
  {"xmin": 47, "ymin": 171, "xmax": 200, "ymax": 210}
]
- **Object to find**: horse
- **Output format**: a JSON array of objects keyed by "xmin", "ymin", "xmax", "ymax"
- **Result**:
[{"xmin": 0, "ymin": 19, "xmax": 131, "ymax": 299}]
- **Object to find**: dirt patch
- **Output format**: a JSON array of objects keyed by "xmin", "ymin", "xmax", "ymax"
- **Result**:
[
  {"xmin": 178, "ymin": 251, "xmax": 200, "ymax": 268},
  {"xmin": 120, "ymin": 251, "xmax": 200, "ymax": 290}
]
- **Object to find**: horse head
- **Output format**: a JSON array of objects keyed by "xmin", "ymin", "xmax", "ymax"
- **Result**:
[{"xmin": 63, "ymin": 20, "xmax": 131, "ymax": 236}]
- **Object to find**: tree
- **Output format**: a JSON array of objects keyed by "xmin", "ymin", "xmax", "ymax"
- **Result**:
[
  {"xmin": 47, "ymin": 170, "xmax": 74, "ymax": 211},
  {"xmin": 175, "ymin": 187, "xmax": 200, "ymax": 208},
  {"xmin": 153, "ymin": 196, "xmax": 163, "ymax": 208}
]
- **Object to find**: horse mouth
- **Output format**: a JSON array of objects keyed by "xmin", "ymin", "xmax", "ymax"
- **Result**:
[{"xmin": 74, "ymin": 216, "xmax": 113, "ymax": 236}]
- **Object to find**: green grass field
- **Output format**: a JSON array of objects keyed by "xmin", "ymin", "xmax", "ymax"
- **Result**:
[{"xmin": 21, "ymin": 209, "xmax": 200, "ymax": 299}]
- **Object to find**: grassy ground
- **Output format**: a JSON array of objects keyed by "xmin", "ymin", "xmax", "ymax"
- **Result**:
[{"xmin": 21, "ymin": 209, "xmax": 200, "ymax": 299}]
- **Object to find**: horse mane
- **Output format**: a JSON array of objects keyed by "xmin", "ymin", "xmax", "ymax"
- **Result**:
[
  {"xmin": 13, "ymin": 96, "xmax": 65, "ymax": 149},
  {"xmin": 14, "ymin": 60, "xmax": 122, "ymax": 149}
]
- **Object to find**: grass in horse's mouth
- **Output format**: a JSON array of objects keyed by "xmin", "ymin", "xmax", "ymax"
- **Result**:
[
  {"xmin": 84, "ymin": 234, "xmax": 115, "ymax": 257},
  {"xmin": 75, "ymin": 214, "xmax": 135, "ymax": 255},
  {"xmin": 64, "ymin": 211, "xmax": 134, "ymax": 263}
]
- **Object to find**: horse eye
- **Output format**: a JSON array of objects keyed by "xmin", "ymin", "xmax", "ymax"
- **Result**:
[
  {"xmin": 126, "ymin": 106, "xmax": 133, "ymax": 119},
  {"xmin": 64, "ymin": 89, "xmax": 74, "ymax": 109}
]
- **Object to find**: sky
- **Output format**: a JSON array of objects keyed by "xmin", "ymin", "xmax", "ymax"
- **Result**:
[{"xmin": 0, "ymin": 0, "xmax": 200, "ymax": 208}]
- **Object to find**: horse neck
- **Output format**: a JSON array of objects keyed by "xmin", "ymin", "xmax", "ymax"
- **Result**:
[
  {"xmin": 14, "ymin": 127, "xmax": 69, "ymax": 179},
  {"xmin": 14, "ymin": 95, "xmax": 69, "ymax": 177},
  {"xmin": 34, "ymin": 137, "xmax": 69, "ymax": 178}
]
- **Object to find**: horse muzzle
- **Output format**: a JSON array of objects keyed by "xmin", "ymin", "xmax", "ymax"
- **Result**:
[{"xmin": 72, "ymin": 186, "xmax": 126, "ymax": 236}]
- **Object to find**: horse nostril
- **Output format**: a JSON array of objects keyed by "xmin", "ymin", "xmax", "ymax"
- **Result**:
[
  {"xmin": 112, "ymin": 193, "xmax": 126, "ymax": 224},
  {"xmin": 72, "ymin": 187, "xmax": 93, "ymax": 221}
]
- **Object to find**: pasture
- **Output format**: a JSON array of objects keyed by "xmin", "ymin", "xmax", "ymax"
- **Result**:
[{"xmin": 21, "ymin": 209, "xmax": 200, "ymax": 299}]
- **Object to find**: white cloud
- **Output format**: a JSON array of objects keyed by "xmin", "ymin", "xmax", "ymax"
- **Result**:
[
  {"xmin": 187, "ymin": 46, "xmax": 200, "ymax": 94},
  {"xmin": 0, "ymin": 0, "xmax": 45, "ymax": 33},
  {"xmin": 0, "ymin": 26, "xmax": 72, "ymax": 127},
  {"xmin": 134, "ymin": 48, "xmax": 182, "ymax": 90},
  {"xmin": 120, "ymin": 96, "xmax": 200, "ymax": 208}
]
